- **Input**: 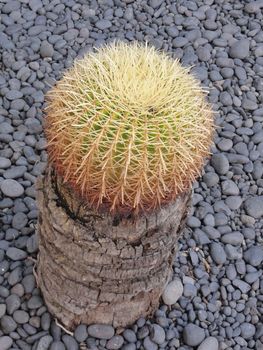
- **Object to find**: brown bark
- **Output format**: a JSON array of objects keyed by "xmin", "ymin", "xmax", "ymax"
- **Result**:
[{"xmin": 36, "ymin": 169, "xmax": 192, "ymax": 330}]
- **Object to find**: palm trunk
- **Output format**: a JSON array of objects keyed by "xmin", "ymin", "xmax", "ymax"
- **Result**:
[{"xmin": 36, "ymin": 169, "xmax": 192, "ymax": 330}]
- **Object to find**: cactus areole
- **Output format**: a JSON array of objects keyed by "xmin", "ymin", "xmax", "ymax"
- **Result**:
[{"xmin": 37, "ymin": 42, "xmax": 214, "ymax": 329}]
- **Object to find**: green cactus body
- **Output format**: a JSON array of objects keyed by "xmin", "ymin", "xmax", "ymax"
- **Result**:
[{"xmin": 45, "ymin": 42, "xmax": 214, "ymax": 214}]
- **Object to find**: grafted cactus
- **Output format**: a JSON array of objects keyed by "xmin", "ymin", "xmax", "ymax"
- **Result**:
[
  {"xmin": 45, "ymin": 41, "xmax": 214, "ymax": 214},
  {"xmin": 38, "ymin": 42, "xmax": 214, "ymax": 329}
]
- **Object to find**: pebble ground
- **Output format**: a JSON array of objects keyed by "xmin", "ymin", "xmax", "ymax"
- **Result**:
[{"xmin": 0, "ymin": 0, "xmax": 263, "ymax": 349}]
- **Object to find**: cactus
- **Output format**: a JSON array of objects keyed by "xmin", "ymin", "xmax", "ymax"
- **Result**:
[{"xmin": 45, "ymin": 41, "xmax": 214, "ymax": 214}]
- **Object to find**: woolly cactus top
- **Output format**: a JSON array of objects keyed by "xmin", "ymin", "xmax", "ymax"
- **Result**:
[{"xmin": 45, "ymin": 42, "xmax": 214, "ymax": 214}]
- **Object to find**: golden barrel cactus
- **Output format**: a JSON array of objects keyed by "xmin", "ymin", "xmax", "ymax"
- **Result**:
[{"xmin": 45, "ymin": 42, "xmax": 214, "ymax": 214}]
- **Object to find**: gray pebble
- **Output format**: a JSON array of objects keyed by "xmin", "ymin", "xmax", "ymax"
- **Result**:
[
  {"xmin": 183, "ymin": 324, "xmax": 205, "ymax": 346},
  {"xmin": 240, "ymin": 323, "xmax": 256, "ymax": 339},
  {"xmin": 2, "ymin": 0, "xmax": 20, "ymax": 13},
  {"xmin": 203, "ymin": 172, "xmax": 219, "ymax": 187},
  {"xmin": 5, "ymin": 90, "xmax": 23, "ymax": 100},
  {"xmin": 173, "ymin": 37, "xmax": 188, "ymax": 48},
  {"xmin": 0, "ymin": 33, "xmax": 14, "ymax": 50},
  {"xmin": 0, "ymin": 122, "xmax": 14, "ymax": 134},
  {"xmin": 6, "ymin": 294, "xmax": 21, "ymax": 314},
  {"xmin": 225, "ymin": 196, "xmax": 242, "ymax": 210},
  {"xmin": 40, "ymin": 41, "xmax": 54, "ymax": 58},
  {"xmin": 27, "ymin": 295, "xmax": 43, "ymax": 309},
  {"xmin": 0, "ymin": 157, "xmax": 11, "ymax": 169},
  {"xmin": 123, "ymin": 329, "xmax": 137, "ymax": 343},
  {"xmin": 162, "ymin": 279, "xmax": 183, "ymax": 305},
  {"xmin": 211, "ymin": 154, "xmax": 229, "ymax": 175},
  {"xmin": 0, "ymin": 304, "xmax": 6, "ymax": 318},
  {"xmin": 106, "ymin": 335, "xmax": 124, "ymax": 349},
  {"xmin": 233, "ymin": 279, "xmax": 251, "ymax": 293},
  {"xmin": 0, "ymin": 336, "xmax": 13, "ymax": 350},
  {"xmin": 0, "ymin": 179, "xmax": 24, "ymax": 198},
  {"xmin": 197, "ymin": 46, "xmax": 211, "ymax": 61},
  {"xmin": 197, "ymin": 336, "xmax": 218, "ymax": 350},
  {"xmin": 4, "ymin": 165, "xmax": 27, "ymax": 179},
  {"xmin": 41, "ymin": 312, "xmax": 51, "ymax": 331},
  {"xmin": 244, "ymin": 196, "xmax": 263, "ymax": 218},
  {"xmin": 143, "ymin": 336, "xmax": 158, "ymax": 350},
  {"xmin": 0, "ymin": 315, "xmax": 17, "ymax": 333},
  {"xmin": 95, "ymin": 20, "xmax": 112, "ymax": 30},
  {"xmin": 210, "ymin": 243, "xmax": 227, "ymax": 265},
  {"xmin": 12, "ymin": 212, "xmax": 28, "ymax": 230},
  {"xmin": 13, "ymin": 310, "xmax": 29, "ymax": 324},
  {"xmin": 242, "ymin": 98, "xmax": 258, "ymax": 111},
  {"xmin": 36, "ymin": 335, "xmax": 53, "ymax": 350},
  {"xmin": 221, "ymin": 180, "xmax": 239, "ymax": 196},
  {"xmin": 50, "ymin": 341, "xmax": 66, "ymax": 350},
  {"xmin": 29, "ymin": 0, "xmax": 43, "ymax": 12},
  {"xmin": 229, "ymin": 39, "xmax": 250, "ymax": 59},
  {"xmin": 74, "ymin": 324, "xmax": 88, "ymax": 342},
  {"xmin": 6, "ymin": 247, "xmax": 27, "ymax": 261},
  {"xmin": 244, "ymin": 1, "xmax": 263, "ymax": 13},
  {"xmin": 62, "ymin": 335, "xmax": 78, "ymax": 350},
  {"xmin": 122, "ymin": 345, "xmax": 136, "ymax": 350},
  {"xmin": 22, "ymin": 274, "xmax": 36, "ymax": 294},
  {"xmin": 8, "ymin": 267, "xmax": 22, "ymax": 286},
  {"xmin": 244, "ymin": 245, "xmax": 263, "ymax": 267},
  {"xmin": 184, "ymin": 283, "xmax": 197, "ymax": 298},
  {"xmin": 150, "ymin": 324, "xmax": 165, "ymax": 345},
  {"xmin": 225, "ymin": 244, "xmax": 242, "ymax": 260},
  {"xmin": 149, "ymin": 0, "xmax": 163, "ymax": 9},
  {"xmin": 221, "ymin": 232, "xmax": 243, "ymax": 245},
  {"xmin": 88, "ymin": 324, "xmax": 114, "ymax": 340}
]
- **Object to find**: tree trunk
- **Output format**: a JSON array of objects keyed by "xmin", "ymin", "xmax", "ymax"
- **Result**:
[{"xmin": 36, "ymin": 168, "xmax": 192, "ymax": 330}]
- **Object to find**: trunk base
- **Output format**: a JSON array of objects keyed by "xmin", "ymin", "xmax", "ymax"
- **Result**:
[{"xmin": 36, "ymin": 170, "xmax": 192, "ymax": 329}]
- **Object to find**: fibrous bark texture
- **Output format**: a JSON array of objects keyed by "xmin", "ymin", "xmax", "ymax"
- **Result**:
[{"xmin": 36, "ymin": 169, "xmax": 192, "ymax": 330}]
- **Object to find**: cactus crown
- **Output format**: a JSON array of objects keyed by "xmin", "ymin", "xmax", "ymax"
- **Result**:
[{"xmin": 45, "ymin": 41, "xmax": 214, "ymax": 214}]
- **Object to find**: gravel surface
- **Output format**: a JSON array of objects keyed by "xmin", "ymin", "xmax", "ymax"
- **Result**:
[{"xmin": 0, "ymin": 0, "xmax": 263, "ymax": 349}]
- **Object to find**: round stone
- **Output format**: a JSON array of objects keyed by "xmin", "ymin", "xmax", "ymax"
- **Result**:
[
  {"xmin": 62, "ymin": 335, "xmax": 78, "ymax": 350},
  {"xmin": 0, "ymin": 179, "xmax": 24, "ymax": 198},
  {"xmin": 150, "ymin": 324, "xmax": 165, "ymax": 345},
  {"xmin": 37, "ymin": 335, "xmax": 53, "ymax": 350},
  {"xmin": 229, "ymin": 39, "xmax": 250, "ymax": 59},
  {"xmin": 0, "ymin": 304, "xmax": 6, "ymax": 318},
  {"xmin": 244, "ymin": 245, "xmax": 263, "ymax": 267},
  {"xmin": 6, "ymin": 294, "xmax": 21, "ymax": 314},
  {"xmin": 211, "ymin": 154, "xmax": 229, "ymax": 175},
  {"xmin": 13, "ymin": 310, "xmax": 29, "ymax": 324},
  {"xmin": 240, "ymin": 323, "xmax": 256, "ymax": 339},
  {"xmin": 74, "ymin": 324, "xmax": 88, "ymax": 342},
  {"xmin": 143, "ymin": 336, "xmax": 158, "ymax": 350},
  {"xmin": 210, "ymin": 243, "xmax": 227, "ymax": 265},
  {"xmin": 197, "ymin": 337, "xmax": 219, "ymax": 350},
  {"xmin": 0, "ymin": 336, "xmax": 13, "ymax": 350},
  {"xmin": 203, "ymin": 172, "xmax": 219, "ymax": 187},
  {"xmin": 244, "ymin": 196, "xmax": 263, "ymax": 218},
  {"xmin": 123, "ymin": 329, "xmax": 137, "ymax": 343},
  {"xmin": 95, "ymin": 19, "xmax": 112, "ymax": 30},
  {"xmin": 221, "ymin": 180, "xmax": 239, "ymax": 196},
  {"xmin": 88, "ymin": 324, "xmax": 115, "ymax": 340},
  {"xmin": 0, "ymin": 157, "xmax": 11, "ymax": 169},
  {"xmin": 183, "ymin": 324, "xmax": 205, "ymax": 346},
  {"xmin": 106, "ymin": 335, "xmax": 124, "ymax": 349},
  {"xmin": 6, "ymin": 247, "xmax": 27, "ymax": 261},
  {"xmin": 162, "ymin": 279, "xmax": 183, "ymax": 305},
  {"xmin": 50, "ymin": 341, "xmax": 66, "ymax": 350},
  {"xmin": 0, "ymin": 315, "xmax": 17, "ymax": 333},
  {"xmin": 225, "ymin": 196, "xmax": 242, "ymax": 210},
  {"xmin": 27, "ymin": 295, "xmax": 43, "ymax": 309},
  {"xmin": 40, "ymin": 41, "xmax": 54, "ymax": 58}
]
